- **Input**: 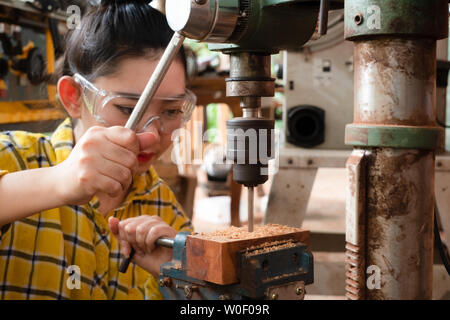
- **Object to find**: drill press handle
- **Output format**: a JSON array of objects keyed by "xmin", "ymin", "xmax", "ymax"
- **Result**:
[{"xmin": 118, "ymin": 31, "xmax": 184, "ymax": 273}]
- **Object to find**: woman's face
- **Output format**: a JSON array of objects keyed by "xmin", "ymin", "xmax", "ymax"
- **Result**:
[{"xmin": 78, "ymin": 55, "xmax": 186, "ymax": 174}]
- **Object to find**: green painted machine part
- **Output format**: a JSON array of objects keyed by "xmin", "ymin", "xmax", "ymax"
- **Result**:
[
  {"xmin": 345, "ymin": 0, "xmax": 448, "ymax": 40},
  {"xmin": 345, "ymin": 125, "xmax": 444, "ymax": 150},
  {"xmin": 166, "ymin": 0, "xmax": 344, "ymax": 54}
]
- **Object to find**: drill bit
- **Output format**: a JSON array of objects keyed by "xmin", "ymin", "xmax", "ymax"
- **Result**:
[{"xmin": 248, "ymin": 186, "xmax": 254, "ymax": 232}]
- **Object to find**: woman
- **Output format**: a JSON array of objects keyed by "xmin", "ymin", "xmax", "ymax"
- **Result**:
[{"xmin": 0, "ymin": 0, "xmax": 193, "ymax": 299}]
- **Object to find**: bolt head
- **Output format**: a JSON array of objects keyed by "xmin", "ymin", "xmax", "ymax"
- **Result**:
[
  {"xmin": 159, "ymin": 277, "xmax": 172, "ymax": 288},
  {"xmin": 184, "ymin": 285, "xmax": 193, "ymax": 299},
  {"xmin": 271, "ymin": 292, "xmax": 278, "ymax": 300},
  {"xmin": 296, "ymin": 287, "xmax": 304, "ymax": 295}
]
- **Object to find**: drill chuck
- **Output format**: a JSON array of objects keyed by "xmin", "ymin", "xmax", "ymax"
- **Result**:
[{"xmin": 226, "ymin": 118, "xmax": 274, "ymax": 187}]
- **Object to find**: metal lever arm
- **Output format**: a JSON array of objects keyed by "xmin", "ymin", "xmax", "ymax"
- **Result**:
[
  {"xmin": 118, "ymin": 32, "xmax": 184, "ymax": 273},
  {"xmin": 125, "ymin": 31, "xmax": 185, "ymax": 130},
  {"xmin": 155, "ymin": 237, "xmax": 174, "ymax": 248}
]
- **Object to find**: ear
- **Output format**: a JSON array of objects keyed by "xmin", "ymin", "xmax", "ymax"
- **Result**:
[{"xmin": 57, "ymin": 76, "xmax": 82, "ymax": 118}]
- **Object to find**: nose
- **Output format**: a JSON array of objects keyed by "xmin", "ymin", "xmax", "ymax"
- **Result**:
[
  {"xmin": 137, "ymin": 129, "xmax": 159, "ymax": 151},
  {"xmin": 147, "ymin": 123, "xmax": 161, "ymax": 142}
]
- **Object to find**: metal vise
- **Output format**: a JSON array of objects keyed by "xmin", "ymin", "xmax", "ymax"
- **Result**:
[{"xmin": 158, "ymin": 232, "xmax": 314, "ymax": 300}]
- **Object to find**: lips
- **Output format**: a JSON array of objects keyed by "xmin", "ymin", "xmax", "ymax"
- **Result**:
[{"xmin": 137, "ymin": 152, "xmax": 154, "ymax": 163}]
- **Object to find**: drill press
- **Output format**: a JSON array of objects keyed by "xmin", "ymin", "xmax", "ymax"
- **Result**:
[
  {"xmin": 122, "ymin": 0, "xmax": 344, "ymax": 298},
  {"xmin": 166, "ymin": 0, "xmax": 343, "ymax": 231},
  {"xmin": 145, "ymin": 0, "xmax": 344, "ymax": 300},
  {"xmin": 225, "ymin": 53, "xmax": 275, "ymax": 232}
]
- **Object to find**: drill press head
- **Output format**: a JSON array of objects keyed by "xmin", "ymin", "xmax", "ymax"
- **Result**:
[
  {"xmin": 225, "ymin": 52, "xmax": 275, "ymax": 187},
  {"xmin": 165, "ymin": 0, "xmax": 343, "ymax": 189},
  {"xmin": 165, "ymin": 1, "xmax": 330, "ymax": 187},
  {"xmin": 165, "ymin": 0, "xmax": 334, "ymax": 52}
]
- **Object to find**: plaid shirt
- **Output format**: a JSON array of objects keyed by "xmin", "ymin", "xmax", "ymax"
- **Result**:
[{"xmin": 0, "ymin": 118, "xmax": 192, "ymax": 300}]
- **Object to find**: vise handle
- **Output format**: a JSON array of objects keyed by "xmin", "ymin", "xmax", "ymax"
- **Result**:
[
  {"xmin": 119, "ymin": 237, "xmax": 174, "ymax": 273},
  {"xmin": 156, "ymin": 237, "xmax": 175, "ymax": 248}
]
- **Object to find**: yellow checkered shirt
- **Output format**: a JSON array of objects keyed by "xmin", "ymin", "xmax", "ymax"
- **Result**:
[{"xmin": 0, "ymin": 118, "xmax": 192, "ymax": 299}]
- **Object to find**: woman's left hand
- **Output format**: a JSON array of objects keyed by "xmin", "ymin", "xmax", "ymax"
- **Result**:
[{"xmin": 108, "ymin": 215, "xmax": 176, "ymax": 277}]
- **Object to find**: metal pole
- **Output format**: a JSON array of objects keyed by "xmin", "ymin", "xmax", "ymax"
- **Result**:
[
  {"xmin": 125, "ymin": 32, "xmax": 185, "ymax": 130},
  {"xmin": 119, "ymin": 32, "xmax": 184, "ymax": 273},
  {"xmin": 356, "ymin": 39, "xmax": 436, "ymax": 299},
  {"xmin": 344, "ymin": 0, "xmax": 448, "ymax": 299},
  {"xmin": 156, "ymin": 237, "xmax": 175, "ymax": 248}
]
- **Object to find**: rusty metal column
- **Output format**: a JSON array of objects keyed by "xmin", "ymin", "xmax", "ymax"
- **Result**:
[{"xmin": 344, "ymin": 0, "xmax": 448, "ymax": 300}]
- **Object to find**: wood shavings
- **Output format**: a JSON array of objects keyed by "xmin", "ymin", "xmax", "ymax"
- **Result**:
[
  {"xmin": 245, "ymin": 239, "xmax": 297, "ymax": 255},
  {"xmin": 193, "ymin": 224, "xmax": 301, "ymax": 242}
]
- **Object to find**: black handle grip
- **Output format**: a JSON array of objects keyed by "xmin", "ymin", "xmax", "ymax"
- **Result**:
[
  {"xmin": 118, "ymin": 237, "xmax": 174, "ymax": 273},
  {"xmin": 119, "ymin": 248, "xmax": 135, "ymax": 273}
]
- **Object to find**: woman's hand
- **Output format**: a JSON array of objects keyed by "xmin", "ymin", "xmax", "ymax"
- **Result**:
[
  {"xmin": 108, "ymin": 215, "xmax": 176, "ymax": 277},
  {"xmin": 54, "ymin": 126, "xmax": 140, "ymax": 206}
]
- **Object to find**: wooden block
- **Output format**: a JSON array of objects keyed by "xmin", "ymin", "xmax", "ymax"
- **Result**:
[{"xmin": 186, "ymin": 224, "xmax": 310, "ymax": 285}]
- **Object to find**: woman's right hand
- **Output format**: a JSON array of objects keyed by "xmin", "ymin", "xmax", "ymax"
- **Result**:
[{"xmin": 54, "ymin": 126, "xmax": 140, "ymax": 206}]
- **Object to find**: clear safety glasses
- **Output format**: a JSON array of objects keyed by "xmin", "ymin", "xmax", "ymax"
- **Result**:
[{"xmin": 73, "ymin": 73, "xmax": 196, "ymax": 134}]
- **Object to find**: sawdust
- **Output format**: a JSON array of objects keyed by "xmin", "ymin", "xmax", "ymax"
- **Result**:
[
  {"xmin": 172, "ymin": 262, "xmax": 182, "ymax": 270},
  {"xmin": 245, "ymin": 239, "xmax": 297, "ymax": 255},
  {"xmin": 194, "ymin": 224, "xmax": 300, "ymax": 242}
]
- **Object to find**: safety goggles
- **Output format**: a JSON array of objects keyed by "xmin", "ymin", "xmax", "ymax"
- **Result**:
[{"xmin": 73, "ymin": 73, "xmax": 196, "ymax": 134}]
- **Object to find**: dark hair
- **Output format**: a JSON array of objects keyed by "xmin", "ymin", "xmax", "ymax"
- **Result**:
[{"xmin": 54, "ymin": 0, "xmax": 186, "ymax": 81}]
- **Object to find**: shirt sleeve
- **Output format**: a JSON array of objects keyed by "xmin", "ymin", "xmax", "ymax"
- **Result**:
[
  {"xmin": 158, "ymin": 181, "xmax": 194, "ymax": 233},
  {"xmin": 0, "ymin": 132, "xmax": 47, "ymax": 241},
  {"xmin": 0, "ymin": 130, "xmax": 49, "ymax": 173},
  {"xmin": 0, "ymin": 135, "xmax": 24, "ymax": 174},
  {"xmin": 0, "ymin": 137, "xmax": 22, "ymax": 242}
]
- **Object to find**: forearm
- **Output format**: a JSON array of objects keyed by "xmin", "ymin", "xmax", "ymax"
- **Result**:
[{"xmin": 0, "ymin": 167, "xmax": 65, "ymax": 226}]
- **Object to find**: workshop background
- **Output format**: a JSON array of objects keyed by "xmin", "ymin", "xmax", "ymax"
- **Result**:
[{"xmin": 0, "ymin": 0, "xmax": 449, "ymax": 300}]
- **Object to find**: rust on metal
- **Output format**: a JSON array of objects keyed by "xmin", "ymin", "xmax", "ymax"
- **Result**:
[
  {"xmin": 346, "ymin": 20, "xmax": 439, "ymax": 299},
  {"xmin": 366, "ymin": 148, "xmax": 432, "ymax": 219},
  {"xmin": 226, "ymin": 80, "xmax": 275, "ymax": 97},
  {"xmin": 353, "ymin": 38, "xmax": 436, "ymax": 126},
  {"xmin": 345, "ymin": 242, "xmax": 365, "ymax": 300},
  {"xmin": 365, "ymin": 148, "xmax": 434, "ymax": 299},
  {"xmin": 345, "ymin": 150, "xmax": 366, "ymax": 300}
]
